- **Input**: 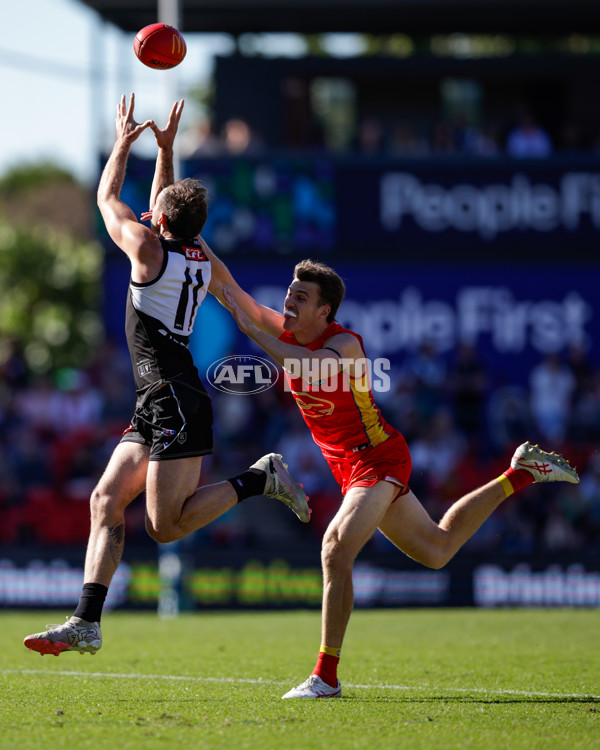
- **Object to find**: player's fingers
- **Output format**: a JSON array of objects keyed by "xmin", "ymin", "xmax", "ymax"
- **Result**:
[
  {"xmin": 167, "ymin": 102, "xmax": 178, "ymax": 126},
  {"xmin": 168, "ymin": 100, "xmax": 184, "ymax": 128}
]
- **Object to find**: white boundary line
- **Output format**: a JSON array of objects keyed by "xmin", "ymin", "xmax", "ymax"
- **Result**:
[{"xmin": 2, "ymin": 669, "xmax": 599, "ymax": 700}]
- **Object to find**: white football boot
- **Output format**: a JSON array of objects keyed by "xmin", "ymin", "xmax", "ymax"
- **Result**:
[
  {"xmin": 282, "ymin": 675, "xmax": 342, "ymax": 699},
  {"xmin": 250, "ymin": 453, "xmax": 311, "ymax": 522},
  {"xmin": 510, "ymin": 441, "xmax": 579, "ymax": 484},
  {"xmin": 24, "ymin": 617, "xmax": 102, "ymax": 656}
]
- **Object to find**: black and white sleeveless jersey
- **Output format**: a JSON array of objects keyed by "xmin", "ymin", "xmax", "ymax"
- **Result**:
[{"xmin": 125, "ymin": 236, "xmax": 212, "ymax": 391}]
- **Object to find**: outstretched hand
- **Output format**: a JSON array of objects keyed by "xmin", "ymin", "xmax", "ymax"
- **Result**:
[
  {"xmin": 150, "ymin": 99, "xmax": 185, "ymax": 150},
  {"xmin": 115, "ymin": 93, "xmax": 153, "ymax": 143}
]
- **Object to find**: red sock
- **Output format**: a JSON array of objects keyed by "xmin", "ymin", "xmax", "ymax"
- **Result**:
[
  {"xmin": 312, "ymin": 650, "xmax": 340, "ymax": 688},
  {"xmin": 498, "ymin": 466, "xmax": 535, "ymax": 497}
]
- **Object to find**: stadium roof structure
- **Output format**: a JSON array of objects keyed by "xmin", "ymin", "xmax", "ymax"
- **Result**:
[{"xmin": 80, "ymin": 0, "xmax": 600, "ymax": 35}]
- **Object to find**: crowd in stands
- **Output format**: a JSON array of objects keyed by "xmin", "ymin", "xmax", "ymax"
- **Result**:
[
  {"xmin": 351, "ymin": 111, "xmax": 590, "ymax": 160},
  {"xmin": 1, "ymin": 336, "xmax": 598, "ymax": 559},
  {"xmin": 181, "ymin": 110, "xmax": 596, "ymax": 161}
]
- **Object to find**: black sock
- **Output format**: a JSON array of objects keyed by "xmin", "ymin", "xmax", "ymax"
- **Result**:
[
  {"xmin": 73, "ymin": 583, "xmax": 108, "ymax": 623},
  {"xmin": 227, "ymin": 468, "xmax": 267, "ymax": 502}
]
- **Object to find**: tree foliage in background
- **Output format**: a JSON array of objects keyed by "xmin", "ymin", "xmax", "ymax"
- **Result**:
[{"xmin": 0, "ymin": 163, "xmax": 104, "ymax": 374}]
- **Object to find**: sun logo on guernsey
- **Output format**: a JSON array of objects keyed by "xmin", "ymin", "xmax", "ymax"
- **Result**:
[{"xmin": 293, "ymin": 392, "xmax": 335, "ymax": 416}]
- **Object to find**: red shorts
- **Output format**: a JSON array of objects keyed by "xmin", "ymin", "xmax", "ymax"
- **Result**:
[{"xmin": 323, "ymin": 431, "xmax": 412, "ymax": 497}]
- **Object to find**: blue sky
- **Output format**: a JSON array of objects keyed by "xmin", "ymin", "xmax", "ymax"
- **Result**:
[
  {"xmin": 2, "ymin": 2, "xmax": 361, "ymax": 185},
  {"xmin": 1, "ymin": 0, "xmax": 235, "ymax": 184}
]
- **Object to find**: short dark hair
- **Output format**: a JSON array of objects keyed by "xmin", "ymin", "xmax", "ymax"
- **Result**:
[
  {"xmin": 158, "ymin": 178, "xmax": 208, "ymax": 239},
  {"xmin": 293, "ymin": 259, "xmax": 346, "ymax": 323}
]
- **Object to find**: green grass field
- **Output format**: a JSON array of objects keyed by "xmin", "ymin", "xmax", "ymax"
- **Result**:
[{"xmin": 1, "ymin": 608, "xmax": 598, "ymax": 750}]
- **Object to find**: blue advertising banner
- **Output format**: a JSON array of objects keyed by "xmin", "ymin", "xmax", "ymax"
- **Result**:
[
  {"xmin": 186, "ymin": 262, "xmax": 598, "ymax": 387},
  {"xmin": 337, "ymin": 160, "xmax": 600, "ymax": 258},
  {"xmin": 100, "ymin": 154, "xmax": 599, "ymax": 387},
  {"xmin": 110, "ymin": 155, "xmax": 600, "ymax": 261}
]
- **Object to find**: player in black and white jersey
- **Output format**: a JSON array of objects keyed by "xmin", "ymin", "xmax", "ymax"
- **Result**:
[{"xmin": 23, "ymin": 94, "xmax": 310, "ymax": 657}]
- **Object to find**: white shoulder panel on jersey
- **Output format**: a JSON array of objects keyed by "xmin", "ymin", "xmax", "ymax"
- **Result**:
[{"xmin": 130, "ymin": 246, "xmax": 212, "ymax": 337}]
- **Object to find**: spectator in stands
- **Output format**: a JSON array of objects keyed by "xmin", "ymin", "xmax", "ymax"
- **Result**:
[
  {"xmin": 529, "ymin": 354, "xmax": 576, "ymax": 443},
  {"xmin": 409, "ymin": 407, "xmax": 468, "ymax": 490},
  {"xmin": 389, "ymin": 120, "xmax": 429, "ymax": 157},
  {"xmin": 14, "ymin": 374, "xmax": 57, "ymax": 434},
  {"xmin": 487, "ymin": 385, "xmax": 533, "ymax": 452},
  {"xmin": 570, "ymin": 371, "xmax": 600, "ymax": 443},
  {"xmin": 567, "ymin": 343, "xmax": 595, "ymax": 399},
  {"xmin": 431, "ymin": 119, "xmax": 457, "ymax": 155},
  {"xmin": 462, "ymin": 122, "xmax": 500, "ymax": 158},
  {"xmin": 506, "ymin": 113, "xmax": 553, "ymax": 159},
  {"xmin": 578, "ymin": 454, "xmax": 600, "ymax": 542},
  {"xmin": 8, "ymin": 430, "xmax": 52, "ymax": 490},
  {"xmin": 355, "ymin": 116, "xmax": 386, "ymax": 156},
  {"xmin": 542, "ymin": 498, "xmax": 580, "ymax": 551},
  {"xmin": 559, "ymin": 121, "xmax": 584, "ymax": 154},
  {"xmin": 99, "ymin": 369, "xmax": 135, "ymax": 426},
  {"xmin": 401, "ymin": 341, "xmax": 447, "ymax": 423},
  {"xmin": 49, "ymin": 368, "xmax": 103, "ymax": 436},
  {"xmin": 0, "ymin": 337, "xmax": 28, "ymax": 389},
  {"xmin": 448, "ymin": 343, "xmax": 489, "ymax": 441},
  {"xmin": 222, "ymin": 118, "xmax": 264, "ymax": 156},
  {"xmin": 181, "ymin": 116, "xmax": 224, "ymax": 159}
]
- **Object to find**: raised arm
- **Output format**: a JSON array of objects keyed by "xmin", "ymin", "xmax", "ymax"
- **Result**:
[
  {"xmin": 148, "ymin": 99, "xmax": 184, "ymax": 210},
  {"xmin": 97, "ymin": 94, "xmax": 157, "ymax": 260},
  {"xmin": 223, "ymin": 287, "xmax": 364, "ymax": 379}
]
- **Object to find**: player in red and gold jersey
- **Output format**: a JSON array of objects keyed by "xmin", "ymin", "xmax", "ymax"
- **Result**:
[
  {"xmin": 279, "ymin": 316, "xmax": 411, "ymax": 499},
  {"xmin": 208, "ymin": 256, "xmax": 579, "ymax": 700}
]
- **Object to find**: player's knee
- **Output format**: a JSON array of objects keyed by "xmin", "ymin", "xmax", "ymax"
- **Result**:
[
  {"xmin": 423, "ymin": 555, "xmax": 448, "ymax": 570},
  {"xmin": 90, "ymin": 486, "xmax": 120, "ymax": 525},
  {"xmin": 420, "ymin": 544, "xmax": 454, "ymax": 570},
  {"xmin": 321, "ymin": 532, "xmax": 354, "ymax": 572},
  {"xmin": 145, "ymin": 517, "xmax": 180, "ymax": 544}
]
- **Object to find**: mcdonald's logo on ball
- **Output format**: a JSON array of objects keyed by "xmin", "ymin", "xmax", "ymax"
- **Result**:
[{"xmin": 134, "ymin": 23, "xmax": 187, "ymax": 70}]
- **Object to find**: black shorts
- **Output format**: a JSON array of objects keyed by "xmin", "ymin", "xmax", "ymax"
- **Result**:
[{"xmin": 120, "ymin": 379, "xmax": 213, "ymax": 461}]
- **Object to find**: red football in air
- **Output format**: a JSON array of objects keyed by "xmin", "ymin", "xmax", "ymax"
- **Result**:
[{"xmin": 134, "ymin": 23, "xmax": 187, "ymax": 70}]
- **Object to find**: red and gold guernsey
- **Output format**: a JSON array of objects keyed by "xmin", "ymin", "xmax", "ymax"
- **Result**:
[{"xmin": 279, "ymin": 321, "xmax": 399, "ymax": 460}]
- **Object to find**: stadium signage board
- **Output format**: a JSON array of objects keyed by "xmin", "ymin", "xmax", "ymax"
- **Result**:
[{"xmin": 112, "ymin": 156, "xmax": 600, "ymax": 261}]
